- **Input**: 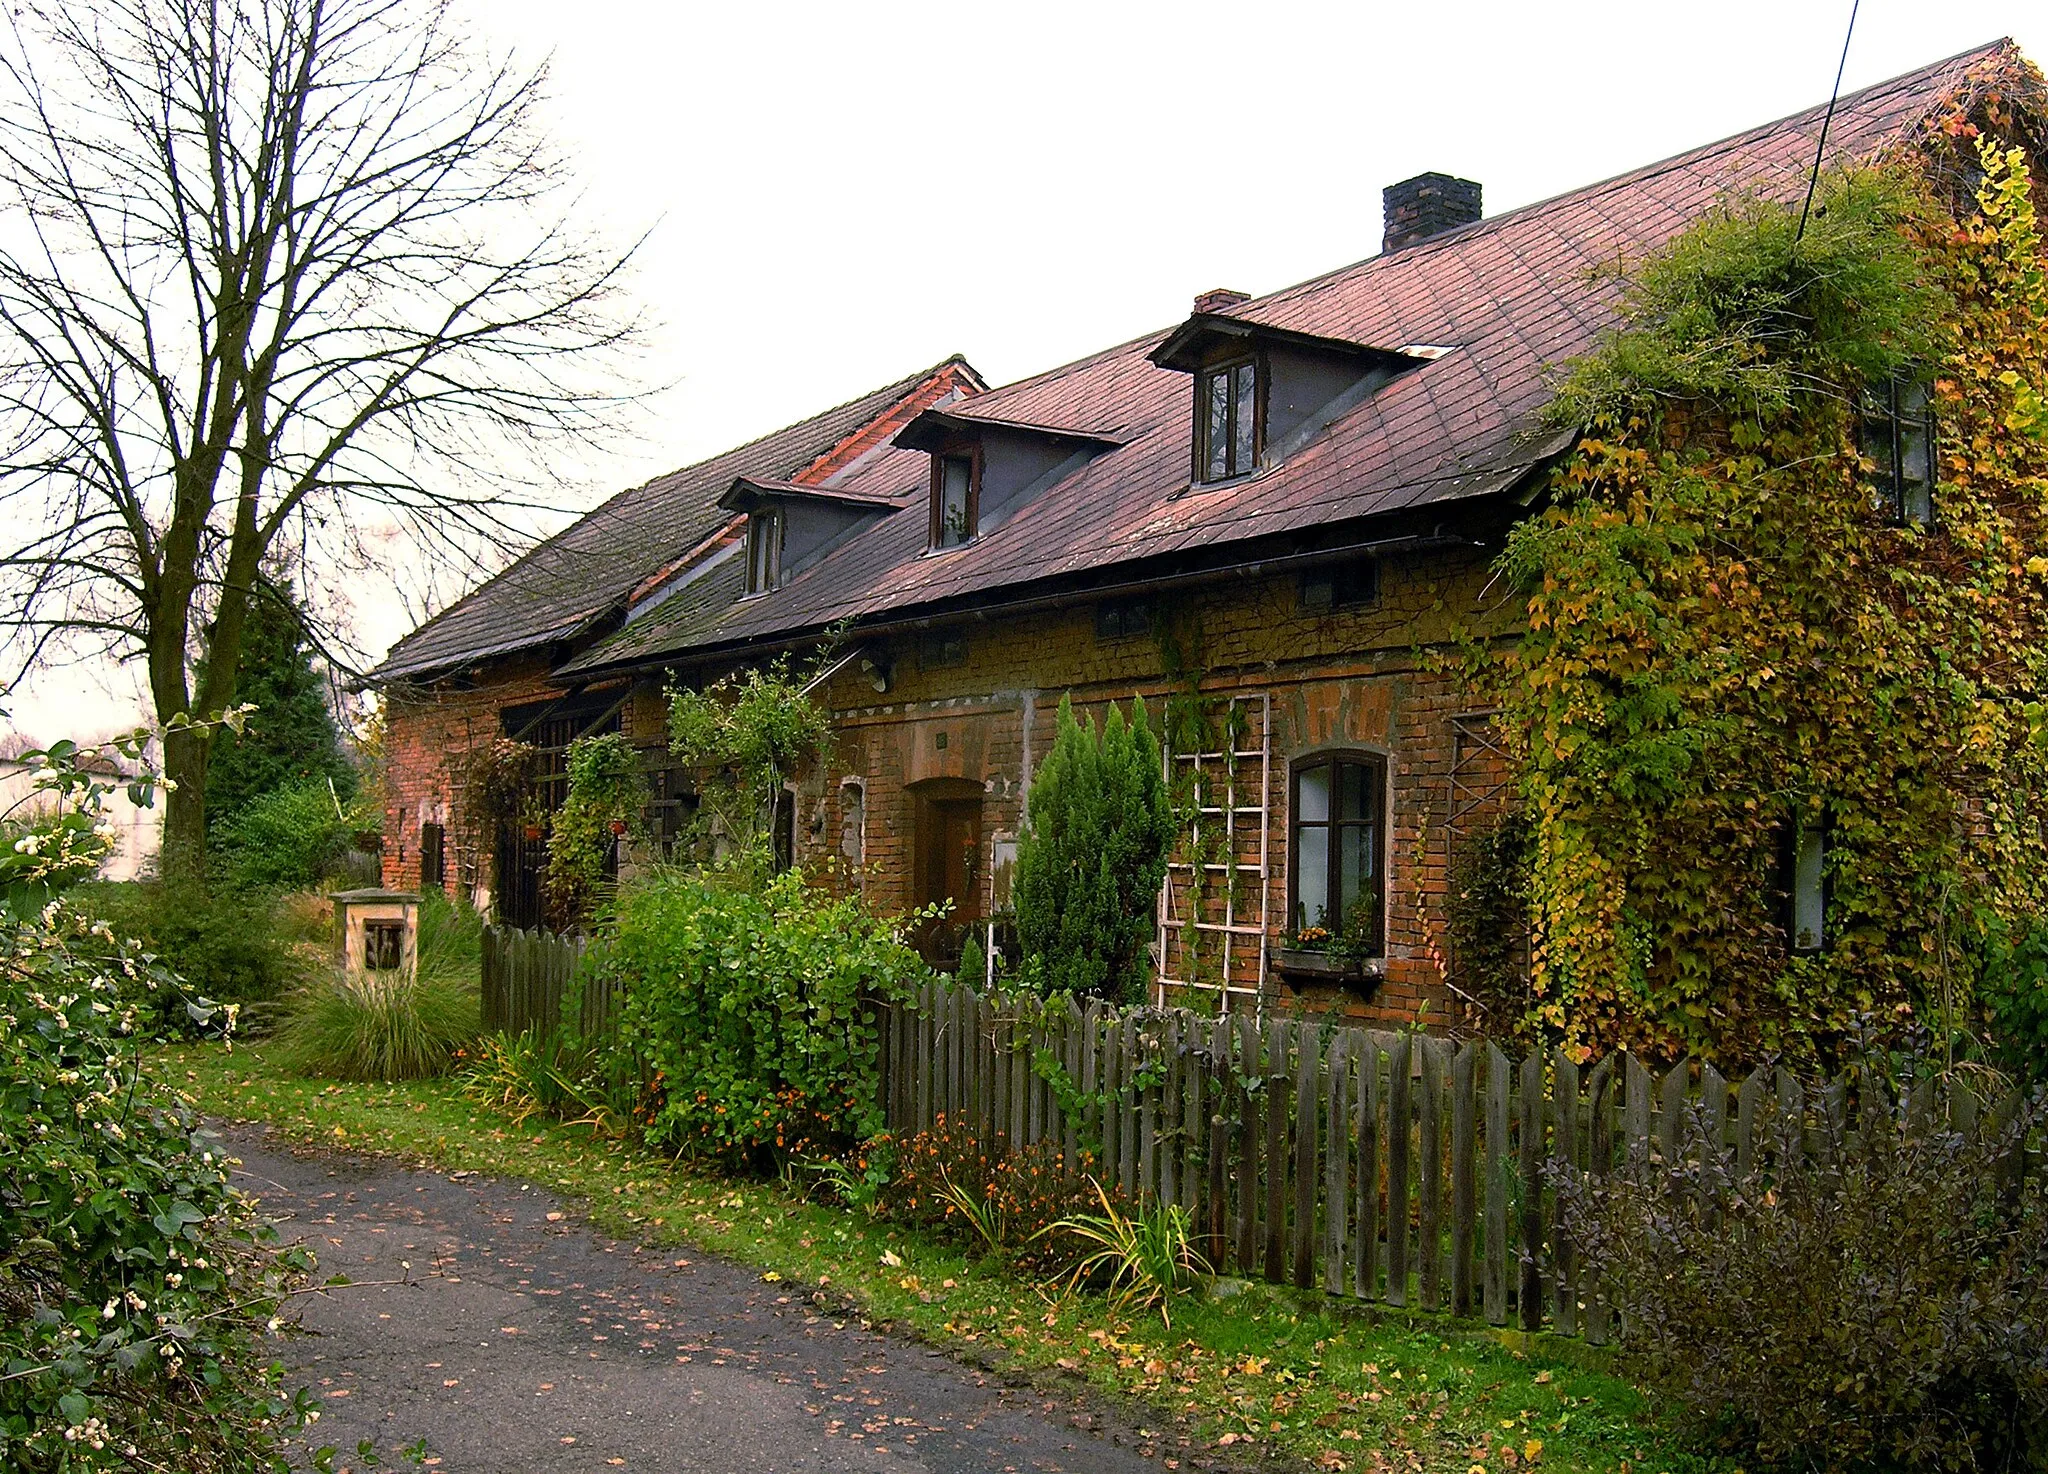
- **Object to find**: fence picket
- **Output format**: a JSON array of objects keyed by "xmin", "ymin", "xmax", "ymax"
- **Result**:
[
  {"xmin": 1484, "ymin": 1042, "xmax": 1508, "ymax": 1326},
  {"xmin": 1518, "ymin": 1049, "xmax": 1544, "ymax": 1332},
  {"xmin": 1584, "ymin": 1055, "xmax": 1615, "ymax": 1346},
  {"xmin": 1418, "ymin": 1038, "xmax": 1445, "ymax": 1311},
  {"xmin": 1357, "ymin": 1034, "xmax": 1381, "ymax": 1301},
  {"xmin": 1263, "ymin": 1018, "xmax": 1290, "ymax": 1285},
  {"xmin": 1323, "ymin": 1031, "xmax": 1350, "ymax": 1296},
  {"xmin": 1292, "ymin": 1022, "xmax": 1320, "ymax": 1289},
  {"xmin": 1385, "ymin": 1033, "xmax": 1412, "ymax": 1307},
  {"xmin": 1450, "ymin": 1041, "xmax": 1478, "ymax": 1318},
  {"xmin": 1206, "ymin": 1016, "xmax": 1229, "ymax": 1267},
  {"xmin": 1232, "ymin": 1013, "xmax": 1259, "ymax": 1274},
  {"xmin": 1551, "ymin": 1050, "xmax": 1579, "ymax": 1336}
]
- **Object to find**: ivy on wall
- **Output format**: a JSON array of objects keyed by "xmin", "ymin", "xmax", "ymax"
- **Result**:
[{"xmin": 1482, "ymin": 104, "xmax": 2048, "ymax": 1067}]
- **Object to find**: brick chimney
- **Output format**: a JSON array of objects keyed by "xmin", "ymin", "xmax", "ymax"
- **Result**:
[
  {"xmin": 1193, "ymin": 287, "xmax": 1250, "ymax": 315},
  {"xmin": 1381, "ymin": 173, "xmax": 1482, "ymax": 253}
]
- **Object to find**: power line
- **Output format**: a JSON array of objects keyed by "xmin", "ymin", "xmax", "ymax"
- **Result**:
[{"xmin": 1797, "ymin": 0, "xmax": 1862, "ymax": 242}]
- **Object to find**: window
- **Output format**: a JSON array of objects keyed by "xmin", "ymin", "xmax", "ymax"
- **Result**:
[
  {"xmin": 1095, "ymin": 597, "xmax": 1152, "ymax": 641},
  {"xmin": 1779, "ymin": 813, "xmax": 1828, "ymax": 954},
  {"xmin": 1860, "ymin": 378, "xmax": 1935, "ymax": 525},
  {"xmin": 1195, "ymin": 358, "xmax": 1261, "ymax": 483},
  {"xmin": 419, "ymin": 821, "xmax": 445, "ymax": 890},
  {"xmin": 1290, "ymin": 751, "xmax": 1385, "ymax": 952},
  {"xmin": 918, "ymin": 629, "xmax": 967, "ymax": 670},
  {"xmin": 364, "ymin": 920, "xmax": 405, "ymax": 971},
  {"xmin": 746, "ymin": 509, "xmax": 782, "ymax": 594},
  {"xmin": 1300, "ymin": 558, "xmax": 1380, "ymax": 614},
  {"xmin": 931, "ymin": 450, "xmax": 979, "ymax": 548}
]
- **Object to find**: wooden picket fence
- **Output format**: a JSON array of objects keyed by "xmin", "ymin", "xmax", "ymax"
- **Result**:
[
  {"xmin": 476, "ymin": 926, "xmax": 2030, "ymax": 1343},
  {"xmin": 479, "ymin": 924, "xmax": 621, "ymax": 1041},
  {"xmin": 878, "ymin": 976, "xmax": 2033, "ymax": 1341}
]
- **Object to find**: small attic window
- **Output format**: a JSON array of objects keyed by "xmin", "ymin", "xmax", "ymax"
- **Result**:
[
  {"xmin": 931, "ymin": 449, "xmax": 980, "ymax": 549},
  {"xmin": 1195, "ymin": 357, "xmax": 1262, "ymax": 483},
  {"xmin": 745, "ymin": 509, "xmax": 782, "ymax": 594}
]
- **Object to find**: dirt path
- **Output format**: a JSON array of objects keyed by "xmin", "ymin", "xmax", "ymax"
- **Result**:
[{"xmin": 222, "ymin": 1124, "xmax": 1193, "ymax": 1474}]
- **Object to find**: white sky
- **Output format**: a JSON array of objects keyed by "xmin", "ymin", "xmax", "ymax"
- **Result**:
[{"xmin": 9, "ymin": 0, "xmax": 2039, "ymax": 741}]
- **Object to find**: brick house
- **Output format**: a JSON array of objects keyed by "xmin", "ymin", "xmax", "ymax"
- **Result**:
[{"xmin": 373, "ymin": 40, "xmax": 2036, "ymax": 1026}]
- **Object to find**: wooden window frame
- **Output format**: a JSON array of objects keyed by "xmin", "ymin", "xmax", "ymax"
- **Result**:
[
  {"xmin": 419, "ymin": 821, "xmax": 445, "ymax": 890},
  {"xmin": 929, "ymin": 444, "xmax": 982, "ymax": 549},
  {"xmin": 1776, "ymin": 810, "xmax": 1829, "ymax": 956},
  {"xmin": 1287, "ymin": 749, "xmax": 1387, "ymax": 954},
  {"xmin": 1192, "ymin": 350, "xmax": 1266, "ymax": 484},
  {"xmin": 1300, "ymin": 557, "xmax": 1381, "ymax": 614},
  {"xmin": 745, "ymin": 508, "xmax": 783, "ymax": 594},
  {"xmin": 1095, "ymin": 596, "xmax": 1153, "ymax": 642},
  {"xmin": 1859, "ymin": 377, "xmax": 1936, "ymax": 526}
]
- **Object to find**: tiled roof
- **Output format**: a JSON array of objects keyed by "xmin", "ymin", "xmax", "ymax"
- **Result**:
[
  {"xmin": 416, "ymin": 40, "xmax": 2034, "ymax": 684},
  {"xmin": 372, "ymin": 357, "xmax": 982, "ymax": 681}
]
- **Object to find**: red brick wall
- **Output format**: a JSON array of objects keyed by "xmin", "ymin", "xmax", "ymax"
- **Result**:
[
  {"xmin": 796, "ymin": 544, "xmax": 1518, "ymax": 1028},
  {"xmin": 380, "ymin": 540, "xmax": 1519, "ymax": 1031}
]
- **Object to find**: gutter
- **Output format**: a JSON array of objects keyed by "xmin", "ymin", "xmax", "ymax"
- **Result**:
[{"xmin": 571, "ymin": 526, "xmax": 1484, "ymax": 685}]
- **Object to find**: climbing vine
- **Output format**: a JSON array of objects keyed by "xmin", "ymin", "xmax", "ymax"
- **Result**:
[
  {"xmin": 1484, "ymin": 99, "xmax": 2048, "ymax": 1067},
  {"xmin": 545, "ymin": 731, "xmax": 642, "ymax": 924}
]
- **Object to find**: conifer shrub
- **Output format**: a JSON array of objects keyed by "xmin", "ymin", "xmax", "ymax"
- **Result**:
[{"xmin": 1011, "ymin": 694, "xmax": 1175, "ymax": 1002}]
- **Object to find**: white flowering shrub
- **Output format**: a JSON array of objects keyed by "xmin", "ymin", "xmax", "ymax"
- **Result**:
[{"xmin": 1, "ymin": 728, "xmax": 317, "ymax": 1471}]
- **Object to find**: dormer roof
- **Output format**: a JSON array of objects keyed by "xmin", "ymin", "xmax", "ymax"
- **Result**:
[
  {"xmin": 893, "ymin": 407, "xmax": 1128, "ymax": 455},
  {"xmin": 1147, "ymin": 312, "xmax": 1427, "ymax": 375},
  {"xmin": 719, "ymin": 477, "xmax": 908, "ymax": 514}
]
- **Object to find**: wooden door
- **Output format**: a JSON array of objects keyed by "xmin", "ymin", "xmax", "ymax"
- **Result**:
[{"xmin": 913, "ymin": 785, "xmax": 983, "ymax": 967}]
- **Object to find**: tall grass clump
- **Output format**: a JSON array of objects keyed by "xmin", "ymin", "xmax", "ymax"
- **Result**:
[{"xmin": 279, "ymin": 968, "xmax": 476, "ymax": 1082}]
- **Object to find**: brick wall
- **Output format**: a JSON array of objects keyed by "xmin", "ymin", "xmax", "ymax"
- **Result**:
[
  {"xmin": 795, "ymin": 543, "xmax": 1519, "ymax": 1027},
  {"xmin": 380, "ymin": 540, "xmax": 1521, "ymax": 1030}
]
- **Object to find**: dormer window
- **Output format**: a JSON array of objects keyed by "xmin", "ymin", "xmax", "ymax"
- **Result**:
[
  {"xmin": 931, "ymin": 449, "xmax": 980, "ymax": 549},
  {"xmin": 1860, "ymin": 377, "xmax": 1935, "ymax": 526},
  {"xmin": 1196, "ymin": 357, "xmax": 1262, "ymax": 483},
  {"xmin": 745, "ymin": 509, "xmax": 782, "ymax": 594}
]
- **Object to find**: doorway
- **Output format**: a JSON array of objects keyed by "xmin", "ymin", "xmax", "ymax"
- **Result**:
[{"xmin": 911, "ymin": 779, "xmax": 984, "ymax": 968}]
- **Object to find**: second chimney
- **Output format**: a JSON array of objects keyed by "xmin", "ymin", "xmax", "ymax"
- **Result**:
[
  {"xmin": 1382, "ymin": 173, "xmax": 1482, "ymax": 253},
  {"xmin": 1193, "ymin": 287, "xmax": 1250, "ymax": 315}
]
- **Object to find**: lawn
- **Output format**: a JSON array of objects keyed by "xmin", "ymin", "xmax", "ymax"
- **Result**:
[{"xmin": 158, "ymin": 1040, "xmax": 1721, "ymax": 1474}]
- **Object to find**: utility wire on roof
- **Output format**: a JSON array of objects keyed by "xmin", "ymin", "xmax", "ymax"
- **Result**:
[{"xmin": 1797, "ymin": 0, "xmax": 1862, "ymax": 242}]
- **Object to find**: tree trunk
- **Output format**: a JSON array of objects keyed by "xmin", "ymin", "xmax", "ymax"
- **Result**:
[{"xmin": 158, "ymin": 714, "xmax": 211, "ymax": 886}]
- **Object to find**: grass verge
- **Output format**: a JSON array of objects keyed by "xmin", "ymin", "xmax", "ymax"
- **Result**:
[{"xmin": 158, "ymin": 1040, "xmax": 1720, "ymax": 1474}]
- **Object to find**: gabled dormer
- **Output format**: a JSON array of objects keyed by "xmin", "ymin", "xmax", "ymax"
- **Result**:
[
  {"xmin": 721, "ymin": 477, "xmax": 903, "ymax": 595},
  {"xmin": 895, "ymin": 409, "xmax": 1123, "ymax": 552},
  {"xmin": 1150, "ymin": 293, "xmax": 1436, "ymax": 488}
]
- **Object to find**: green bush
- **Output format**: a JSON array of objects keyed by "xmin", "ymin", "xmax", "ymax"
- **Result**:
[
  {"xmin": 278, "ymin": 966, "xmax": 477, "ymax": 1082},
  {"xmin": 1974, "ymin": 912, "xmax": 2048, "ymax": 1083},
  {"xmin": 71, "ymin": 881, "xmax": 305, "ymax": 1020},
  {"xmin": 544, "ymin": 732, "xmax": 640, "ymax": 926},
  {"xmin": 209, "ymin": 777, "xmax": 371, "ymax": 892},
  {"xmin": 0, "ymin": 730, "xmax": 313, "ymax": 1469},
  {"xmin": 1560, "ymin": 1057, "xmax": 2048, "ymax": 1473},
  {"xmin": 1012, "ymin": 694, "xmax": 1175, "ymax": 1002},
  {"xmin": 600, "ymin": 864, "xmax": 927, "ymax": 1169}
]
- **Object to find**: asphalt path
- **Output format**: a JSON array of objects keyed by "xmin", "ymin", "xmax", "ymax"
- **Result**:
[{"xmin": 221, "ymin": 1124, "xmax": 1192, "ymax": 1474}]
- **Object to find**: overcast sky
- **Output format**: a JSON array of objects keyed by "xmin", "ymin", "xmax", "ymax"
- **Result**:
[{"xmin": 10, "ymin": 0, "xmax": 2039, "ymax": 740}]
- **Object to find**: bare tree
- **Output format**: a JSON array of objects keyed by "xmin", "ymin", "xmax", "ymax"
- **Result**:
[{"xmin": 0, "ymin": 0, "xmax": 642, "ymax": 879}]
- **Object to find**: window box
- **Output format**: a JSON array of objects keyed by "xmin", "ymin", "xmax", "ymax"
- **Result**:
[{"xmin": 1272, "ymin": 946, "xmax": 1385, "ymax": 992}]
